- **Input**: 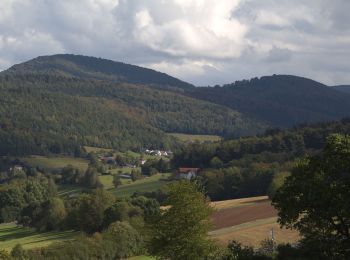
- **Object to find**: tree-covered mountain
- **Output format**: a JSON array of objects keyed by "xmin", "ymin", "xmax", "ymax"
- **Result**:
[
  {"xmin": 0, "ymin": 55, "xmax": 263, "ymax": 155},
  {"xmin": 334, "ymin": 85, "xmax": 350, "ymax": 94},
  {"xmin": 2, "ymin": 54, "xmax": 350, "ymax": 156},
  {"xmin": 5, "ymin": 54, "xmax": 194, "ymax": 90},
  {"xmin": 186, "ymin": 75, "xmax": 350, "ymax": 127}
]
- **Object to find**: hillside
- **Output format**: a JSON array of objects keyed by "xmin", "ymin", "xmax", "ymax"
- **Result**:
[
  {"xmin": 0, "ymin": 55, "xmax": 263, "ymax": 155},
  {"xmin": 5, "ymin": 54, "xmax": 194, "ymax": 90},
  {"xmin": 187, "ymin": 75, "xmax": 350, "ymax": 127},
  {"xmin": 334, "ymin": 85, "xmax": 350, "ymax": 94}
]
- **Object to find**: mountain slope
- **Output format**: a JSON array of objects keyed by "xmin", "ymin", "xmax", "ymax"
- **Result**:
[
  {"xmin": 5, "ymin": 54, "xmax": 194, "ymax": 90},
  {"xmin": 0, "ymin": 55, "xmax": 264, "ymax": 155},
  {"xmin": 187, "ymin": 75, "xmax": 350, "ymax": 127},
  {"xmin": 334, "ymin": 85, "xmax": 350, "ymax": 94}
]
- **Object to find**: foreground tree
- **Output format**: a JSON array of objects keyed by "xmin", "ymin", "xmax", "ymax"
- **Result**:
[
  {"xmin": 150, "ymin": 181, "xmax": 214, "ymax": 260},
  {"xmin": 273, "ymin": 134, "xmax": 350, "ymax": 258}
]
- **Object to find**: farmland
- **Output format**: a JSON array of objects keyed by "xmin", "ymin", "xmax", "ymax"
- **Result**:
[
  {"xmin": 110, "ymin": 173, "xmax": 172, "ymax": 197},
  {"xmin": 169, "ymin": 133, "xmax": 221, "ymax": 143},
  {"xmin": 209, "ymin": 196, "xmax": 299, "ymax": 247},
  {"xmin": 20, "ymin": 155, "xmax": 89, "ymax": 172},
  {"xmin": 0, "ymin": 223, "xmax": 77, "ymax": 252}
]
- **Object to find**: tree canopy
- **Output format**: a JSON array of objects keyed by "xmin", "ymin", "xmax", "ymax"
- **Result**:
[{"xmin": 273, "ymin": 134, "xmax": 350, "ymax": 258}]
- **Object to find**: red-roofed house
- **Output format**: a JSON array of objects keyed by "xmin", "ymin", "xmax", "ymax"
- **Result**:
[{"xmin": 178, "ymin": 167, "xmax": 200, "ymax": 180}]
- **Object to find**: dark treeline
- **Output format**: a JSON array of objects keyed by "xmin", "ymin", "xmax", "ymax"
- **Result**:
[
  {"xmin": 187, "ymin": 75, "xmax": 350, "ymax": 127},
  {"xmin": 172, "ymin": 119, "xmax": 350, "ymax": 200}
]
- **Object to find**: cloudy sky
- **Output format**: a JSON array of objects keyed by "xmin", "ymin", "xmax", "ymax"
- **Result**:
[{"xmin": 0, "ymin": 0, "xmax": 349, "ymax": 86}]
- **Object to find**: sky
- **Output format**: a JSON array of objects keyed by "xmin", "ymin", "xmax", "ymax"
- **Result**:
[{"xmin": 0, "ymin": 0, "xmax": 349, "ymax": 86}]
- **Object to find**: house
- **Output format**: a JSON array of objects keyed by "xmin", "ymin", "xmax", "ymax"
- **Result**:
[
  {"xmin": 178, "ymin": 167, "xmax": 200, "ymax": 180},
  {"xmin": 101, "ymin": 156, "xmax": 116, "ymax": 164}
]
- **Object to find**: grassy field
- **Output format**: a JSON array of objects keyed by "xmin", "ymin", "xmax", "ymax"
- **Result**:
[
  {"xmin": 84, "ymin": 146, "xmax": 113, "ymax": 153},
  {"xmin": 0, "ymin": 223, "xmax": 77, "ymax": 252},
  {"xmin": 128, "ymin": 256, "xmax": 154, "ymax": 260},
  {"xmin": 169, "ymin": 133, "xmax": 221, "ymax": 143},
  {"xmin": 209, "ymin": 196, "xmax": 299, "ymax": 247},
  {"xmin": 111, "ymin": 173, "xmax": 172, "ymax": 197},
  {"xmin": 20, "ymin": 155, "xmax": 89, "ymax": 172}
]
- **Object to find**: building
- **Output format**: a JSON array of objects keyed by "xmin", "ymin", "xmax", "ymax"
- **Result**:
[{"xmin": 178, "ymin": 167, "xmax": 200, "ymax": 180}]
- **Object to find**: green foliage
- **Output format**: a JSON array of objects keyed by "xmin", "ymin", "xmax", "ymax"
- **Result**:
[
  {"xmin": 0, "ymin": 55, "xmax": 265, "ymax": 156},
  {"xmin": 105, "ymin": 221, "xmax": 144, "ymax": 258},
  {"xmin": 65, "ymin": 189, "xmax": 115, "ymax": 233},
  {"xmin": 11, "ymin": 244, "xmax": 27, "ymax": 259},
  {"xmin": 102, "ymin": 201, "xmax": 143, "ymax": 229},
  {"xmin": 223, "ymin": 240, "xmax": 271, "ymax": 260},
  {"xmin": 0, "ymin": 176, "xmax": 56, "ymax": 223},
  {"xmin": 201, "ymin": 166, "xmax": 274, "ymax": 201},
  {"xmin": 267, "ymin": 171, "xmax": 290, "ymax": 199},
  {"xmin": 113, "ymin": 175, "xmax": 122, "ymax": 188},
  {"xmin": 150, "ymin": 181, "xmax": 214, "ymax": 260},
  {"xmin": 273, "ymin": 134, "xmax": 350, "ymax": 258},
  {"xmin": 20, "ymin": 197, "xmax": 67, "ymax": 231},
  {"xmin": 0, "ymin": 249, "xmax": 11, "ymax": 260}
]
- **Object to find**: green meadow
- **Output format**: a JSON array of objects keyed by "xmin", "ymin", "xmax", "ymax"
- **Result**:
[
  {"xmin": 169, "ymin": 133, "xmax": 221, "ymax": 143},
  {"xmin": 110, "ymin": 173, "xmax": 172, "ymax": 197},
  {"xmin": 20, "ymin": 155, "xmax": 89, "ymax": 172},
  {"xmin": 0, "ymin": 223, "xmax": 77, "ymax": 252}
]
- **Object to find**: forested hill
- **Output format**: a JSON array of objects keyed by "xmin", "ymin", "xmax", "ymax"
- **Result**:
[
  {"xmin": 334, "ymin": 85, "xmax": 350, "ymax": 94},
  {"xmin": 186, "ymin": 75, "xmax": 350, "ymax": 127},
  {"xmin": 4, "ymin": 54, "xmax": 194, "ymax": 90},
  {"xmin": 0, "ymin": 56, "xmax": 263, "ymax": 156}
]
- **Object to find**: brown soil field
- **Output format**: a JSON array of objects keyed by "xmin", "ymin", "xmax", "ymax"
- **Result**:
[
  {"xmin": 210, "ymin": 218, "xmax": 299, "ymax": 247},
  {"xmin": 211, "ymin": 199, "xmax": 278, "ymax": 229}
]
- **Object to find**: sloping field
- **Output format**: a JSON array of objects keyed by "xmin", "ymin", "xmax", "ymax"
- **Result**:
[
  {"xmin": 211, "ymin": 199, "xmax": 277, "ymax": 229},
  {"xmin": 209, "ymin": 196, "xmax": 299, "ymax": 247},
  {"xmin": 168, "ymin": 133, "xmax": 221, "ymax": 143},
  {"xmin": 0, "ymin": 223, "xmax": 77, "ymax": 252},
  {"xmin": 210, "ymin": 217, "xmax": 299, "ymax": 246},
  {"xmin": 21, "ymin": 155, "xmax": 89, "ymax": 171}
]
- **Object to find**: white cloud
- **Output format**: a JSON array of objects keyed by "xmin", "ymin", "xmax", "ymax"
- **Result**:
[{"xmin": 0, "ymin": 0, "xmax": 349, "ymax": 86}]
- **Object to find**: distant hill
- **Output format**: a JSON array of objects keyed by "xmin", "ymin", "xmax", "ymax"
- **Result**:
[
  {"xmin": 2, "ymin": 55, "xmax": 350, "ymax": 156},
  {"xmin": 186, "ymin": 75, "xmax": 350, "ymax": 127},
  {"xmin": 4, "ymin": 54, "xmax": 194, "ymax": 90},
  {"xmin": 334, "ymin": 85, "xmax": 350, "ymax": 94},
  {"xmin": 0, "ymin": 55, "xmax": 263, "ymax": 155}
]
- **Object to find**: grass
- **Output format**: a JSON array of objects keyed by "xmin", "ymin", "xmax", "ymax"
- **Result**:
[
  {"xmin": 111, "ymin": 173, "xmax": 172, "ymax": 197},
  {"xmin": 20, "ymin": 155, "xmax": 89, "ymax": 172},
  {"xmin": 84, "ymin": 146, "xmax": 113, "ymax": 153},
  {"xmin": 0, "ymin": 223, "xmax": 77, "ymax": 252},
  {"xmin": 128, "ymin": 256, "xmax": 155, "ymax": 260},
  {"xmin": 57, "ymin": 185, "xmax": 86, "ymax": 197},
  {"xmin": 169, "ymin": 133, "xmax": 221, "ymax": 143}
]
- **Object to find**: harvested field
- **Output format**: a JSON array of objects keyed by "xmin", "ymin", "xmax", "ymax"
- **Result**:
[
  {"xmin": 210, "ymin": 217, "xmax": 299, "ymax": 247},
  {"xmin": 211, "ymin": 196, "xmax": 268, "ymax": 211},
  {"xmin": 211, "ymin": 199, "xmax": 277, "ymax": 229},
  {"xmin": 209, "ymin": 196, "xmax": 299, "ymax": 247}
]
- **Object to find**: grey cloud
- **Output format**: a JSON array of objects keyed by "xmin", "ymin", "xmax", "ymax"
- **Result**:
[{"xmin": 0, "ymin": 0, "xmax": 349, "ymax": 86}]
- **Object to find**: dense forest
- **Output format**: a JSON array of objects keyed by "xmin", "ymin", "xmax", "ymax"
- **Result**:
[
  {"xmin": 2, "ymin": 55, "xmax": 350, "ymax": 156},
  {"xmin": 187, "ymin": 75, "xmax": 350, "ymax": 127},
  {"xmin": 6, "ymin": 54, "xmax": 194, "ymax": 90},
  {"xmin": 0, "ymin": 74, "xmax": 262, "ymax": 155},
  {"xmin": 172, "ymin": 119, "xmax": 350, "ymax": 200}
]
